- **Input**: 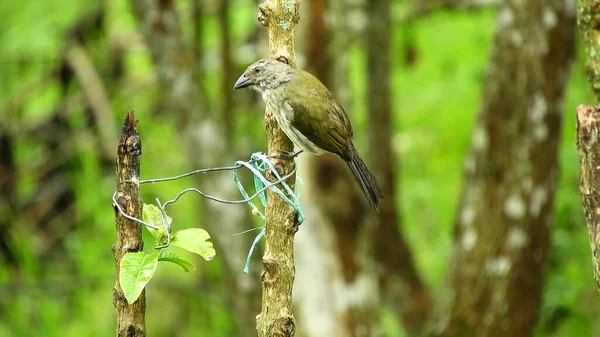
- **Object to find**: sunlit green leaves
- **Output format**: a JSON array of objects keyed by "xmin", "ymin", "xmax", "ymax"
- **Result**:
[
  {"xmin": 119, "ymin": 205, "xmax": 214, "ymax": 304},
  {"xmin": 171, "ymin": 228, "xmax": 216, "ymax": 261}
]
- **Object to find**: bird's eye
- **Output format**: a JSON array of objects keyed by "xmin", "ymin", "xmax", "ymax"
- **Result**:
[{"xmin": 254, "ymin": 67, "xmax": 261, "ymax": 74}]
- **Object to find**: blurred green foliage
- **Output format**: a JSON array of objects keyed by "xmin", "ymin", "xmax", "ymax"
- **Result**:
[{"xmin": 0, "ymin": 1, "xmax": 597, "ymax": 336}]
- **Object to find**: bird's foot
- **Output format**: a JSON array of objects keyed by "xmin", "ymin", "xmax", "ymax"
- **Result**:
[{"xmin": 268, "ymin": 150, "xmax": 303, "ymax": 160}]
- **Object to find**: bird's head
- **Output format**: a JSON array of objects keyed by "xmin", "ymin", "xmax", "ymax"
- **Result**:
[{"xmin": 233, "ymin": 58, "xmax": 294, "ymax": 93}]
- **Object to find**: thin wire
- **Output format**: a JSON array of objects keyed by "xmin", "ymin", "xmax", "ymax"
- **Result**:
[
  {"xmin": 113, "ymin": 166, "xmax": 297, "ymax": 249},
  {"xmin": 161, "ymin": 168, "xmax": 296, "ymax": 208},
  {"xmin": 139, "ymin": 153, "xmax": 290, "ymax": 184},
  {"xmin": 232, "ymin": 227, "xmax": 264, "ymax": 236},
  {"xmin": 155, "ymin": 198, "xmax": 172, "ymax": 249},
  {"xmin": 140, "ymin": 163, "xmax": 252, "ymax": 184},
  {"xmin": 112, "ymin": 191, "xmax": 161, "ymax": 230},
  {"xmin": 113, "ymin": 152, "xmax": 304, "ymax": 266}
]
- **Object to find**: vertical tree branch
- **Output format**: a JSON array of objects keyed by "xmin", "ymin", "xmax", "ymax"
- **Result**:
[
  {"xmin": 576, "ymin": 105, "xmax": 600, "ymax": 293},
  {"xmin": 576, "ymin": 0, "xmax": 600, "ymax": 294},
  {"xmin": 129, "ymin": 2, "xmax": 261, "ymax": 334},
  {"xmin": 305, "ymin": 0, "xmax": 330, "ymax": 87},
  {"xmin": 112, "ymin": 110, "xmax": 145, "ymax": 337},
  {"xmin": 294, "ymin": 0, "xmax": 380, "ymax": 335},
  {"xmin": 366, "ymin": 1, "xmax": 432, "ymax": 335},
  {"xmin": 576, "ymin": 0, "xmax": 600, "ymax": 101},
  {"xmin": 435, "ymin": 1, "xmax": 575, "ymax": 336},
  {"xmin": 255, "ymin": 1, "xmax": 300, "ymax": 336}
]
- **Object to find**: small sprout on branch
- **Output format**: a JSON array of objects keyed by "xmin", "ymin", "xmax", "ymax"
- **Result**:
[{"xmin": 142, "ymin": 204, "xmax": 171, "ymax": 244}]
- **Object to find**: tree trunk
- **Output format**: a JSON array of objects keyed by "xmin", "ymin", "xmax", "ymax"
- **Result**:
[
  {"xmin": 434, "ymin": 1, "xmax": 575, "ymax": 336},
  {"xmin": 129, "ymin": 1, "xmax": 261, "ymax": 335},
  {"xmin": 576, "ymin": 105, "xmax": 600, "ymax": 293},
  {"xmin": 575, "ymin": 0, "xmax": 600, "ymax": 295},
  {"xmin": 293, "ymin": 1, "xmax": 380, "ymax": 336},
  {"xmin": 113, "ymin": 110, "xmax": 146, "ymax": 337},
  {"xmin": 366, "ymin": 1, "xmax": 432, "ymax": 336},
  {"xmin": 219, "ymin": 0, "xmax": 234, "ymax": 141},
  {"xmin": 576, "ymin": 0, "xmax": 600, "ymax": 102},
  {"xmin": 255, "ymin": 1, "xmax": 300, "ymax": 336}
]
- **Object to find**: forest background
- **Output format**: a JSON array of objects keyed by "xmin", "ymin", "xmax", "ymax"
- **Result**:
[{"xmin": 0, "ymin": 0, "xmax": 597, "ymax": 336}]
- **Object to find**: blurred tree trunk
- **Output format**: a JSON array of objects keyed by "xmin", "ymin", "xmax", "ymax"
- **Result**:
[
  {"xmin": 219, "ymin": 0, "xmax": 234, "ymax": 141},
  {"xmin": 129, "ymin": 1, "xmax": 260, "ymax": 336},
  {"xmin": 294, "ymin": 1, "xmax": 379, "ymax": 336},
  {"xmin": 329, "ymin": 0, "xmax": 352, "ymax": 107},
  {"xmin": 366, "ymin": 1, "xmax": 432, "ymax": 336},
  {"xmin": 432, "ymin": 1, "xmax": 575, "ymax": 336},
  {"xmin": 192, "ymin": 0, "xmax": 211, "ymax": 113}
]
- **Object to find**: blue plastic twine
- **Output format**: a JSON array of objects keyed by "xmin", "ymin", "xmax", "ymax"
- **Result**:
[{"xmin": 233, "ymin": 152, "xmax": 304, "ymax": 274}]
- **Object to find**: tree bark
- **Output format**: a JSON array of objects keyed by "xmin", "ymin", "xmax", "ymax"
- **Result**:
[
  {"xmin": 434, "ymin": 1, "xmax": 575, "ymax": 336},
  {"xmin": 576, "ymin": 0, "xmax": 600, "ymax": 102},
  {"xmin": 113, "ymin": 110, "xmax": 146, "ymax": 337},
  {"xmin": 575, "ymin": 0, "xmax": 600, "ymax": 295},
  {"xmin": 255, "ymin": 1, "xmax": 300, "ymax": 336},
  {"xmin": 576, "ymin": 105, "xmax": 600, "ymax": 293},
  {"xmin": 366, "ymin": 1, "xmax": 432, "ymax": 336},
  {"xmin": 129, "ymin": 1, "xmax": 261, "ymax": 335}
]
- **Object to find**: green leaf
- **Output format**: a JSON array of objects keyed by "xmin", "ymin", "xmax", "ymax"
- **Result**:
[
  {"xmin": 158, "ymin": 251, "xmax": 196, "ymax": 272},
  {"xmin": 142, "ymin": 204, "xmax": 171, "ymax": 242},
  {"xmin": 119, "ymin": 251, "xmax": 159, "ymax": 304},
  {"xmin": 171, "ymin": 228, "xmax": 216, "ymax": 261}
]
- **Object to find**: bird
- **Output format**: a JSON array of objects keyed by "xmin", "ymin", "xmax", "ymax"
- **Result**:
[{"xmin": 233, "ymin": 58, "xmax": 383, "ymax": 212}]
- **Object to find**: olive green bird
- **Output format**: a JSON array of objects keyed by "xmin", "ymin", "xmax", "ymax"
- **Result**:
[{"xmin": 234, "ymin": 58, "xmax": 383, "ymax": 211}]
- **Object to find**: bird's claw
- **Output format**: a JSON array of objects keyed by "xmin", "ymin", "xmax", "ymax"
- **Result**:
[{"xmin": 268, "ymin": 150, "xmax": 303, "ymax": 160}]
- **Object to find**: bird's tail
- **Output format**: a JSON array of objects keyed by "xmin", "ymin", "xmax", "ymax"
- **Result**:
[{"xmin": 345, "ymin": 145, "xmax": 384, "ymax": 212}]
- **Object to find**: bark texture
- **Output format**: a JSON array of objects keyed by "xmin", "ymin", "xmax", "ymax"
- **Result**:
[
  {"xmin": 434, "ymin": 1, "xmax": 575, "ymax": 336},
  {"xmin": 575, "ymin": 0, "xmax": 600, "ymax": 295},
  {"xmin": 367, "ymin": 1, "xmax": 432, "ymax": 336},
  {"xmin": 576, "ymin": 0, "xmax": 600, "ymax": 101},
  {"xmin": 113, "ymin": 110, "xmax": 146, "ymax": 337},
  {"xmin": 129, "ymin": 1, "xmax": 260, "ymax": 335},
  {"xmin": 576, "ymin": 105, "xmax": 600, "ymax": 293},
  {"xmin": 255, "ymin": 1, "xmax": 300, "ymax": 336}
]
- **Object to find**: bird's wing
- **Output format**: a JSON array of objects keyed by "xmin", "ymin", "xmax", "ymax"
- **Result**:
[{"xmin": 284, "ymin": 72, "xmax": 353, "ymax": 160}]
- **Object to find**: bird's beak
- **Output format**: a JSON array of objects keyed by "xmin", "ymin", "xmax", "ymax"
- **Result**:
[{"xmin": 233, "ymin": 75, "xmax": 253, "ymax": 89}]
